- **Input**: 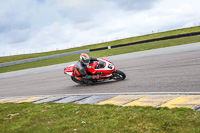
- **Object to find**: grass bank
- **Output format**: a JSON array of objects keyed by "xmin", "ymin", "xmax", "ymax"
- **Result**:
[
  {"xmin": 1, "ymin": 34, "xmax": 200, "ymax": 73},
  {"xmin": 0, "ymin": 26, "xmax": 200, "ymax": 64},
  {"xmin": 0, "ymin": 103, "xmax": 200, "ymax": 132}
]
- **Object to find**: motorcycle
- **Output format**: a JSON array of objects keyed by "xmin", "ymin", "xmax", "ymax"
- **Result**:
[{"xmin": 64, "ymin": 58, "xmax": 126, "ymax": 84}]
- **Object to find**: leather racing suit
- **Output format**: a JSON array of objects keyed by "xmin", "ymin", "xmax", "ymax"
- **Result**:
[{"xmin": 73, "ymin": 57, "xmax": 100, "ymax": 84}]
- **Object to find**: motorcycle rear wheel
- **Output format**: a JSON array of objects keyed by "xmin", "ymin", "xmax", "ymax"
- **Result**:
[{"xmin": 112, "ymin": 70, "xmax": 126, "ymax": 81}]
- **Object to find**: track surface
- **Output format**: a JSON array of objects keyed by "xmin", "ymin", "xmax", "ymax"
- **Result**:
[{"xmin": 0, "ymin": 43, "xmax": 200, "ymax": 97}]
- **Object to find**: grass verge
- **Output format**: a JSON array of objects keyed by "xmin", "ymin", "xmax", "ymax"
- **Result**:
[
  {"xmin": 0, "ymin": 26, "xmax": 200, "ymax": 63},
  {"xmin": 1, "ymin": 34, "xmax": 200, "ymax": 73},
  {"xmin": 0, "ymin": 103, "xmax": 200, "ymax": 133}
]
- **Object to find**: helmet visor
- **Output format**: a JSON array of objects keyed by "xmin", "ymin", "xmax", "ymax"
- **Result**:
[
  {"xmin": 83, "ymin": 58, "xmax": 90, "ymax": 65},
  {"xmin": 83, "ymin": 58, "xmax": 89, "ymax": 63}
]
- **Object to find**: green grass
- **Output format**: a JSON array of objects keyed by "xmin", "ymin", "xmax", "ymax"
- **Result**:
[
  {"xmin": 0, "ymin": 103, "xmax": 200, "ymax": 133},
  {"xmin": 0, "ymin": 26, "xmax": 200, "ymax": 63},
  {"xmin": 1, "ymin": 34, "xmax": 200, "ymax": 73}
]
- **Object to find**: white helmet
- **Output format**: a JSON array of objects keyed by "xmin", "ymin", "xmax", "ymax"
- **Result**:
[{"xmin": 80, "ymin": 53, "xmax": 90, "ymax": 65}]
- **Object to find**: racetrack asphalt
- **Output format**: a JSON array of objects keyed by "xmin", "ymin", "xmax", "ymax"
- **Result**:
[{"xmin": 0, "ymin": 42, "xmax": 200, "ymax": 97}]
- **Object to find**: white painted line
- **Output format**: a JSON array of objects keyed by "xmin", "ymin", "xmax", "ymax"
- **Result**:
[
  {"xmin": 51, "ymin": 92, "xmax": 200, "ymax": 96},
  {"xmin": 0, "ymin": 95, "xmax": 53, "ymax": 99},
  {"xmin": 1, "ymin": 92, "xmax": 200, "ymax": 99}
]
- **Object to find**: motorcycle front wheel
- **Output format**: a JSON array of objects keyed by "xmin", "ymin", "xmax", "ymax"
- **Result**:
[{"xmin": 112, "ymin": 70, "xmax": 126, "ymax": 81}]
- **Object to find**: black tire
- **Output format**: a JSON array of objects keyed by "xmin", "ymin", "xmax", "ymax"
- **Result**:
[
  {"xmin": 71, "ymin": 76, "xmax": 83, "ymax": 84},
  {"xmin": 112, "ymin": 70, "xmax": 126, "ymax": 81}
]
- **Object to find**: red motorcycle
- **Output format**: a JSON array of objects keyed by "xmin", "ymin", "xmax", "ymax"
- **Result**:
[{"xmin": 64, "ymin": 58, "xmax": 126, "ymax": 84}]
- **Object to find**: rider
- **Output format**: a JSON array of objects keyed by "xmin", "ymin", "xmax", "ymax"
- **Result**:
[{"xmin": 73, "ymin": 53, "xmax": 101, "ymax": 84}]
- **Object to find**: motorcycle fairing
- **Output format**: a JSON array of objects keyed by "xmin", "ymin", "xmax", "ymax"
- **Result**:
[
  {"xmin": 64, "ymin": 64, "xmax": 75, "ymax": 76},
  {"xmin": 86, "ymin": 58, "xmax": 115, "ymax": 76},
  {"xmin": 64, "ymin": 58, "xmax": 115, "ymax": 79}
]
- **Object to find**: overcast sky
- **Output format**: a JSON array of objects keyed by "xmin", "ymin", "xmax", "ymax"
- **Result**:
[{"xmin": 0, "ymin": 0, "xmax": 200, "ymax": 56}]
